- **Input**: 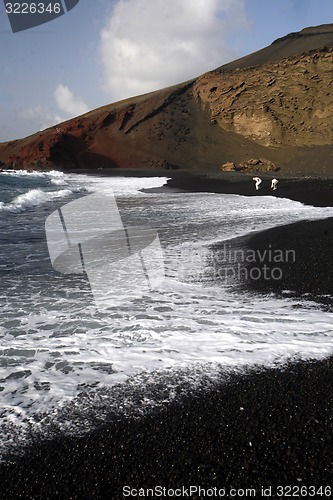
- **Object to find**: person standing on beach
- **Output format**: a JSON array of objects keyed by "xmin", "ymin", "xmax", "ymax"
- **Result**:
[
  {"xmin": 271, "ymin": 178, "xmax": 279, "ymax": 190},
  {"xmin": 253, "ymin": 177, "xmax": 262, "ymax": 190}
]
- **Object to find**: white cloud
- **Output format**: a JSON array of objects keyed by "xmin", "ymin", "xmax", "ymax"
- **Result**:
[
  {"xmin": 18, "ymin": 105, "xmax": 45, "ymax": 121},
  {"xmin": 17, "ymin": 105, "xmax": 64, "ymax": 132},
  {"xmin": 54, "ymin": 84, "xmax": 89, "ymax": 117},
  {"xmin": 100, "ymin": 0, "xmax": 248, "ymax": 101},
  {"xmin": 16, "ymin": 85, "xmax": 90, "ymax": 138}
]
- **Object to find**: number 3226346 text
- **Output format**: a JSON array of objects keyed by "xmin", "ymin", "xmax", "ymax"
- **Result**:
[{"xmin": 5, "ymin": 3, "xmax": 62, "ymax": 14}]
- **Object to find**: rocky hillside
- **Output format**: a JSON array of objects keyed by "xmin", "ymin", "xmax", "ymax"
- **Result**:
[
  {"xmin": 196, "ymin": 48, "xmax": 333, "ymax": 148},
  {"xmin": 1, "ymin": 24, "xmax": 333, "ymax": 174}
]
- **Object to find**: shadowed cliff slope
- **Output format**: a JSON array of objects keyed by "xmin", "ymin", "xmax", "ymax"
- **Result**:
[{"xmin": 1, "ymin": 24, "xmax": 333, "ymax": 174}]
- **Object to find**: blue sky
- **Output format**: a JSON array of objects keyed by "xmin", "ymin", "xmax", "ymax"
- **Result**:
[{"xmin": 0, "ymin": 0, "xmax": 332, "ymax": 142}]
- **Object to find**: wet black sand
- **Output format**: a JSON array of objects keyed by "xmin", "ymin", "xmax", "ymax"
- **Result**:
[
  {"xmin": 1, "ymin": 170, "xmax": 333, "ymax": 499},
  {"xmin": 165, "ymin": 170, "xmax": 333, "ymax": 208},
  {"xmin": 81, "ymin": 167, "xmax": 333, "ymax": 207},
  {"xmin": 167, "ymin": 171, "xmax": 333, "ymax": 303},
  {"xmin": 243, "ymin": 217, "xmax": 333, "ymax": 305},
  {"xmin": 1, "ymin": 357, "xmax": 333, "ymax": 499}
]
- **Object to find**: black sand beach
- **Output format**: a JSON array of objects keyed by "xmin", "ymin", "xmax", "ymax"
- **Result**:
[
  {"xmin": 165, "ymin": 170, "xmax": 333, "ymax": 208},
  {"xmin": 243, "ymin": 217, "xmax": 333, "ymax": 305},
  {"xmin": 80, "ymin": 167, "xmax": 333, "ymax": 207},
  {"xmin": 1, "ymin": 357, "xmax": 333, "ymax": 499},
  {"xmin": 1, "ymin": 171, "xmax": 333, "ymax": 499}
]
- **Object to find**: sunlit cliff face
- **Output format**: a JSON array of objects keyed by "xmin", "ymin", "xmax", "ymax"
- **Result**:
[{"xmin": 195, "ymin": 48, "xmax": 333, "ymax": 147}]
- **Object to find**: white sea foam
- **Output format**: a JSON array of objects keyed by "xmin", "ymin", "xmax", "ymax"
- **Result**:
[
  {"xmin": 1, "ymin": 169, "xmax": 67, "ymax": 181},
  {"xmin": 0, "ymin": 188, "xmax": 74, "ymax": 213},
  {"xmin": 1, "ymin": 173, "xmax": 333, "ymax": 459},
  {"xmin": 76, "ymin": 174, "xmax": 170, "ymax": 196},
  {"xmin": 0, "ymin": 170, "xmax": 86, "ymax": 213}
]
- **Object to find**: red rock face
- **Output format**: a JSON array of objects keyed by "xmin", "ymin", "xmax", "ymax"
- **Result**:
[{"xmin": 1, "ymin": 24, "xmax": 333, "ymax": 174}]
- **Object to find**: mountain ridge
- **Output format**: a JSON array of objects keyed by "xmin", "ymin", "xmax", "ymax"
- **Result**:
[{"xmin": 1, "ymin": 23, "xmax": 333, "ymax": 175}]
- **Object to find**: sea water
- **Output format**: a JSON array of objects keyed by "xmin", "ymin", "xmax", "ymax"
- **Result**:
[{"xmin": 0, "ymin": 169, "xmax": 333, "ymax": 459}]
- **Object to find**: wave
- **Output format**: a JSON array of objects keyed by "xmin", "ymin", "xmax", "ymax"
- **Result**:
[
  {"xmin": 76, "ymin": 174, "xmax": 170, "ymax": 196},
  {"xmin": 0, "ymin": 188, "xmax": 76, "ymax": 213},
  {"xmin": 0, "ymin": 169, "xmax": 68, "ymax": 188},
  {"xmin": 50, "ymin": 178, "xmax": 67, "ymax": 186},
  {"xmin": 1, "ymin": 169, "xmax": 66, "ymax": 179}
]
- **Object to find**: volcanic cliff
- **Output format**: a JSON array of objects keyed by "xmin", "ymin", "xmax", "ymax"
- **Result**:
[{"xmin": 1, "ymin": 24, "xmax": 333, "ymax": 174}]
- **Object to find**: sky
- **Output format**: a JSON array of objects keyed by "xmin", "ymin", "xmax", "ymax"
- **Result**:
[{"xmin": 0, "ymin": 0, "xmax": 332, "ymax": 142}]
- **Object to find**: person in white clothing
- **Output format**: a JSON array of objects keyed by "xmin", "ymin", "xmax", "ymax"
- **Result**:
[
  {"xmin": 271, "ymin": 178, "xmax": 279, "ymax": 190},
  {"xmin": 253, "ymin": 177, "xmax": 262, "ymax": 190}
]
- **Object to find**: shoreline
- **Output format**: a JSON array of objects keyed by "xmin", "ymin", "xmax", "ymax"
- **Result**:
[
  {"xmin": 1, "ymin": 356, "xmax": 332, "ymax": 498},
  {"xmin": 68, "ymin": 168, "xmax": 333, "ymax": 208},
  {"xmin": 100, "ymin": 167, "xmax": 333, "ymax": 302},
  {"xmin": 242, "ymin": 218, "xmax": 333, "ymax": 305},
  {"xmin": 164, "ymin": 170, "xmax": 333, "ymax": 208},
  {"xmin": 133, "ymin": 167, "xmax": 333, "ymax": 303},
  {"xmin": 1, "ymin": 168, "xmax": 333, "ymax": 497},
  {"xmin": 208, "ymin": 218, "xmax": 333, "ymax": 307}
]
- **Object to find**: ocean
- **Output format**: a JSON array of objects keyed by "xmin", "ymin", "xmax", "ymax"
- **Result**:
[{"xmin": 1, "ymin": 169, "xmax": 333, "ymax": 460}]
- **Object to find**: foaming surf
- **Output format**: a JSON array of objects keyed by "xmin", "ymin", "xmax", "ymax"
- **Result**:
[
  {"xmin": 1, "ymin": 171, "xmax": 333, "ymax": 460},
  {"xmin": 0, "ymin": 188, "xmax": 75, "ymax": 213},
  {"xmin": 0, "ymin": 169, "xmax": 86, "ymax": 213}
]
